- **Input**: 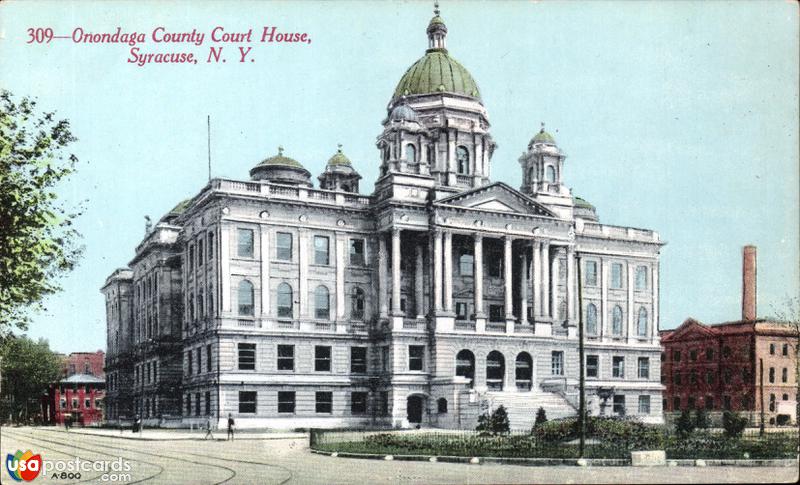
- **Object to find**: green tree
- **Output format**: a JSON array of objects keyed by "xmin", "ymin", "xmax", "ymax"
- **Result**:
[
  {"xmin": 721, "ymin": 410, "xmax": 748, "ymax": 438},
  {"xmin": 0, "ymin": 90, "xmax": 84, "ymax": 336},
  {"xmin": 694, "ymin": 408, "xmax": 710, "ymax": 429},
  {"xmin": 534, "ymin": 406, "xmax": 548, "ymax": 428},
  {"xmin": 476, "ymin": 404, "xmax": 511, "ymax": 435},
  {"xmin": 0, "ymin": 335, "xmax": 62, "ymax": 423},
  {"xmin": 675, "ymin": 409, "xmax": 695, "ymax": 437}
]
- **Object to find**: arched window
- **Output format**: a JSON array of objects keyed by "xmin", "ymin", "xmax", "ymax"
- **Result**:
[
  {"xmin": 277, "ymin": 283, "xmax": 293, "ymax": 318},
  {"xmin": 612, "ymin": 305, "xmax": 623, "ymax": 335},
  {"xmin": 314, "ymin": 285, "xmax": 330, "ymax": 320},
  {"xmin": 351, "ymin": 287, "xmax": 365, "ymax": 320},
  {"xmin": 637, "ymin": 307, "xmax": 648, "ymax": 336},
  {"xmin": 486, "ymin": 351, "xmax": 505, "ymax": 391},
  {"xmin": 437, "ymin": 398, "xmax": 448, "ymax": 414},
  {"xmin": 515, "ymin": 352, "xmax": 533, "ymax": 391},
  {"xmin": 586, "ymin": 303, "xmax": 598, "ymax": 335},
  {"xmin": 406, "ymin": 144, "xmax": 417, "ymax": 163},
  {"xmin": 455, "ymin": 349, "xmax": 475, "ymax": 388},
  {"xmin": 545, "ymin": 165, "xmax": 556, "ymax": 183},
  {"xmin": 237, "ymin": 280, "xmax": 254, "ymax": 316},
  {"xmin": 456, "ymin": 146, "xmax": 470, "ymax": 174}
]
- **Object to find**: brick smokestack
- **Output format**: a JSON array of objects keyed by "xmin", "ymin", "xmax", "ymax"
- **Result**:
[{"xmin": 742, "ymin": 245, "xmax": 757, "ymax": 320}]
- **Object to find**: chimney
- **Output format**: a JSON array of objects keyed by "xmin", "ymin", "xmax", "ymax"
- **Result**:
[{"xmin": 742, "ymin": 245, "xmax": 757, "ymax": 320}]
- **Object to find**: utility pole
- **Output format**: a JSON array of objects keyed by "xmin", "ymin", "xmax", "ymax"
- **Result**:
[
  {"xmin": 207, "ymin": 115, "xmax": 212, "ymax": 181},
  {"xmin": 577, "ymin": 253, "xmax": 586, "ymax": 458},
  {"xmin": 759, "ymin": 357, "xmax": 765, "ymax": 435}
]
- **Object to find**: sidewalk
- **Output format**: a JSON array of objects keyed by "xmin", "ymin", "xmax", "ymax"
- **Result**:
[{"xmin": 38, "ymin": 426, "xmax": 307, "ymax": 441}]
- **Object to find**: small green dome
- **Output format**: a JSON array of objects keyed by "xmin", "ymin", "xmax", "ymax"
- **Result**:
[
  {"xmin": 428, "ymin": 15, "xmax": 445, "ymax": 27},
  {"xmin": 573, "ymin": 196, "xmax": 595, "ymax": 210},
  {"xmin": 532, "ymin": 128, "xmax": 556, "ymax": 145},
  {"xmin": 168, "ymin": 198, "xmax": 191, "ymax": 215},
  {"xmin": 327, "ymin": 145, "xmax": 352, "ymax": 166},
  {"xmin": 393, "ymin": 50, "xmax": 480, "ymax": 100},
  {"xmin": 254, "ymin": 146, "xmax": 305, "ymax": 170}
]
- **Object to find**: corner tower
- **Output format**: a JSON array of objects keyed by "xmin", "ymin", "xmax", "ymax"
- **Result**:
[
  {"xmin": 374, "ymin": 3, "xmax": 496, "ymax": 201},
  {"xmin": 519, "ymin": 123, "xmax": 574, "ymax": 219}
]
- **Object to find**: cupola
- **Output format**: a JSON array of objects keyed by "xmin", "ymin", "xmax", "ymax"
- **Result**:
[
  {"xmin": 318, "ymin": 144, "xmax": 361, "ymax": 193},
  {"xmin": 250, "ymin": 146, "xmax": 312, "ymax": 186}
]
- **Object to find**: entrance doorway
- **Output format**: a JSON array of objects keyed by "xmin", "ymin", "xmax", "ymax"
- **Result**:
[{"xmin": 407, "ymin": 395, "xmax": 424, "ymax": 424}]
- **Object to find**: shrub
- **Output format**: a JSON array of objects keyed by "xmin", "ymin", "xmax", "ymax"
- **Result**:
[
  {"xmin": 476, "ymin": 405, "xmax": 510, "ymax": 435},
  {"xmin": 534, "ymin": 407, "xmax": 548, "ymax": 428},
  {"xmin": 531, "ymin": 416, "xmax": 663, "ymax": 451},
  {"xmin": 694, "ymin": 408, "xmax": 710, "ymax": 429},
  {"xmin": 722, "ymin": 411, "xmax": 748, "ymax": 438},
  {"xmin": 675, "ymin": 410, "xmax": 695, "ymax": 436}
]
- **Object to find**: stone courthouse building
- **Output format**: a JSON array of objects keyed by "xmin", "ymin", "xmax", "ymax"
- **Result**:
[{"xmin": 102, "ymin": 7, "xmax": 664, "ymax": 429}]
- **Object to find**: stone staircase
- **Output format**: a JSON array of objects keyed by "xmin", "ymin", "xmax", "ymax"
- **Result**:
[{"xmin": 484, "ymin": 391, "xmax": 577, "ymax": 430}]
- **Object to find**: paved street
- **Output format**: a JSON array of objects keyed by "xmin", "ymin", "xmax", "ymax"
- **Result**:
[{"xmin": 2, "ymin": 426, "xmax": 797, "ymax": 484}]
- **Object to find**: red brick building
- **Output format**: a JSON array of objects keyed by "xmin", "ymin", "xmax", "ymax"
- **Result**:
[
  {"xmin": 660, "ymin": 246, "xmax": 798, "ymax": 425},
  {"xmin": 42, "ymin": 351, "xmax": 106, "ymax": 426}
]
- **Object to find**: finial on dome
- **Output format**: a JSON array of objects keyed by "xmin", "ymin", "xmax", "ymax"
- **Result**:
[
  {"xmin": 428, "ymin": 1, "xmax": 447, "ymax": 50},
  {"xmin": 278, "ymin": 145, "xmax": 284, "ymax": 155},
  {"xmin": 540, "ymin": 121, "xmax": 545, "ymax": 133},
  {"xmin": 434, "ymin": 1, "xmax": 440, "ymax": 16},
  {"xmin": 337, "ymin": 143, "xmax": 343, "ymax": 153}
]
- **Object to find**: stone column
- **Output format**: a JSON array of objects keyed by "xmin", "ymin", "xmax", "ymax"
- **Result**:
[
  {"xmin": 627, "ymin": 263, "xmax": 635, "ymax": 342},
  {"xmin": 335, "ymin": 233, "xmax": 346, "ymax": 324},
  {"xmin": 541, "ymin": 242, "xmax": 550, "ymax": 319},
  {"xmin": 220, "ymin": 225, "xmax": 231, "ymax": 313},
  {"xmin": 652, "ymin": 263, "xmax": 659, "ymax": 342},
  {"xmin": 378, "ymin": 233, "xmax": 388, "ymax": 318},
  {"xmin": 260, "ymin": 226, "xmax": 270, "ymax": 319},
  {"xmin": 532, "ymin": 241, "xmax": 541, "ymax": 318},
  {"xmin": 391, "ymin": 228, "xmax": 402, "ymax": 316},
  {"xmin": 551, "ymin": 247, "xmax": 559, "ymax": 321},
  {"xmin": 443, "ymin": 231, "xmax": 453, "ymax": 313},
  {"xmin": 601, "ymin": 259, "xmax": 608, "ymax": 339},
  {"xmin": 566, "ymin": 246, "xmax": 575, "ymax": 322},
  {"xmin": 415, "ymin": 241, "xmax": 425, "ymax": 319},
  {"xmin": 518, "ymin": 246, "xmax": 528, "ymax": 323},
  {"xmin": 298, "ymin": 230, "xmax": 308, "ymax": 318},
  {"xmin": 504, "ymin": 236, "xmax": 514, "ymax": 329},
  {"xmin": 433, "ymin": 230, "xmax": 443, "ymax": 313},
  {"xmin": 473, "ymin": 234, "xmax": 485, "ymax": 331}
]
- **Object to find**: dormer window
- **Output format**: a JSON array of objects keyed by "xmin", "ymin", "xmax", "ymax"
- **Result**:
[{"xmin": 457, "ymin": 146, "xmax": 469, "ymax": 174}]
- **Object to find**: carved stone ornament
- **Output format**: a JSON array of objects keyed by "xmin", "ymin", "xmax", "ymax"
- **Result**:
[
  {"xmin": 337, "ymin": 219, "xmax": 346, "ymax": 227},
  {"xmin": 259, "ymin": 211, "xmax": 270, "ymax": 219},
  {"xmin": 221, "ymin": 207, "xmax": 230, "ymax": 215},
  {"xmin": 299, "ymin": 214, "xmax": 308, "ymax": 222}
]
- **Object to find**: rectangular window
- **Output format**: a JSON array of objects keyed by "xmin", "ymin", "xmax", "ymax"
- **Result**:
[
  {"xmin": 638, "ymin": 357, "xmax": 649, "ymax": 379},
  {"xmin": 205, "ymin": 391, "xmax": 211, "ymax": 416},
  {"xmin": 635, "ymin": 266, "xmax": 648, "ymax": 290},
  {"xmin": 351, "ymin": 346, "xmax": 367, "ymax": 374},
  {"xmin": 782, "ymin": 368, "xmax": 788, "ymax": 383},
  {"xmin": 489, "ymin": 304, "xmax": 504, "ymax": 322},
  {"xmin": 611, "ymin": 263, "xmax": 623, "ymax": 289},
  {"xmin": 455, "ymin": 302, "xmax": 468, "ymax": 320},
  {"xmin": 276, "ymin": 232, "xmax": 293, "ymax": 261},
  {"xmin": 551, "ymin": 351, "xmax": 564, "ymax": 376},
  {"xmin": 275, "ymin": 344, "xmax": 295, "ymax": 371},
  {"xmin": 705, "ymin": 396, "xmax": 715, "ymax": 410},
  {"xmin": 316, "ymin": 391, "xmax": 333, "ymax": 414},
  {"xmin": 689, "ymin": 350, "xmax": 697, "ymax": 361},
  {"xmin": 187, "ymin": 351, "xmax": 193, "ymax": 375},
  {"xmin": 207, "ymin": 232, "xmax": 214, "ymax": 260},
  {"xmin": 612, "ymin": 356, "xmax": 625, "ymax": 378},
  {"xmin": 638, "ymin": 395, "xmax": 651, "ymax": 414},
  {"xmin": 85, "ymin": 399, "xmax": 91, "ymax": 409},
  {"xmin": 206, "ymin": 344, "xmax": 212, "ymax": 372},
  {"xmin": 278, "ymin": 391, "xmax": 295, "ymax": 414},
  {"xmin": 706, "ymin": 348, "xmax": 714, "ymax": 360},
  {"xmin": 613, "ymin": 395, "xmax": 626, "ymax": 416},
  {"xmin": 237, "ymin": 228, "xmax": 254, "ymax": 258},
  {"xmin": 197, "ymin": 239, "xmax": 204, "ymax": 267},
  {"xmin": 770, "ymin": 343, "xmax": 775, "ymax": 355},
  {"xmin": 196, "ymin": 348, "xmax": 202, "ymax": 374},
  {"xmin": 188, "ymin": 246, "xmax": 195, "ymax": 271},
  {"xmin": 195, "ymin": 393, "xmax": 201, "ymax": 416},
  {"xmin": 586, "ymin": 355, "xmax": 599, "ymax": 378},
  {"xmin": 672, "ymin": 397, "xmax": 681, "ymax": 411},
  {"xmin": 349, "ymin": 239, "xmax": 365, "ymax": 266},
  {"xmin": 585, "ymin": 261, "xmax": 598, "ymax": 286},
  {"xmin": 238, "ymin": 343, "xmax": 256, "ymax": 370},
  {"xmin": 459, "ymin": 253, "xmax": 474, "ymax": 276},
  {"xmin": 314, "ymin": 235, "xmax": 330, "ymax": 265},
  {"xmin": 409, "ymin": 345, "xmax": 425, "ymax": 371},
  {"xmin": 379, "ymin": 391, "xmax": 389, "ymax": 416},
  {"xmin": 488, "ymin": 248, "xmax": 502, "ymax": 278},
  {"xmin": 238, "ymin": 391, "xmax": 256, "ymax": 413},
  {"xmin": 381, "ymin": 346, "xmax": 389, "ymax": 372},
  {"xmin": 351, "ymin": 392, "xmax": 368, "ymax": 415},
  {"xmin": 186, "ymin": 396, "xmax": 191, "ymax": 416},
  {"xmin": 782, "ymin": 343, "xmax": 788, "ymax": 356},
  {"xmin": 673, "ymin": 350, "xmax": 681, "ymax": 362},
  {"xmin": 315, "ymin": 346, "xmax": 332, "ymax": 372},
  {"xmin": 769, "ymin": 367, "xmax": 775, "ymax": 383}
]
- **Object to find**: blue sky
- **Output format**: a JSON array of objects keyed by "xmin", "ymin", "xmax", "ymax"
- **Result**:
[{"xmin": 0, "ymin": 1, "xmax": 797, "ymax": 353}]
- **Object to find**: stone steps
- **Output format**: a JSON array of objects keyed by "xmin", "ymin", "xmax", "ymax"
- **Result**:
[{"xmin": 485, "ymin": 391, "xmax": 577, "ymax": 430}]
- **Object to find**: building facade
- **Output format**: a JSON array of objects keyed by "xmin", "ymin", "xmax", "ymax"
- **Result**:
[
  {"xmin": 660, "ymin": 247, "xmax": 798, "ymax": 426},
  {"xmin": 103, "ymin": 9, "xmax": 664, "ymax": 429},
  {"xmin": 42, "ymin": 351, "xmax": 106, "ymax": 426}
]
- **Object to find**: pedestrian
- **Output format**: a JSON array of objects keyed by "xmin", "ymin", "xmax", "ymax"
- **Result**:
[
  {"xmin": 133, "ymin": 414, "xmax": 142, "ymax": 434},
  {"xmin": 204, "ymin": 416, "xmax": 215, "ymax": 440},
  {"xmin": 227, "ymin": 413, "xmax": 235, "ymax": 441}
]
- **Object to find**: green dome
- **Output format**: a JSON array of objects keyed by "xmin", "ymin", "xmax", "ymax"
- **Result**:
[
  {"xmin": 428, "ymin": 15, "xmax": 445, "ymax": 26},
  {"xmin": 168, "ymin": 198, "xmax": 191, "ymax": 215},
  {"xmin": 254, "ymin": 147, "xmax": 305, "ymax": 170},
  {"xmin": 393, "ymin": 50, "xmax": 481, "ymax": 100},
  {"xmin": 573, "ymin": 196, "xmax": 595, "ymax": 210},
  {"xmin": 532, "ymin": 128, "xmax": 556, "ymax": 145},
  {"xmin": 327, "ymin": 146, "xmax": 351, "ymax": 166}
]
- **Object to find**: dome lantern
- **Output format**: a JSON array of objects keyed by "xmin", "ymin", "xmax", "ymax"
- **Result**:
[
  {"xmin": 250, "ymin": 146, "xmax": 312, "ymax": 186},
  {"xmin": 318, "ymin": 144, "xmax": 362, "ymax": 193},
  {"xmin": 427, "ymin": 2, "xmax": 447, "ymax": 50}
]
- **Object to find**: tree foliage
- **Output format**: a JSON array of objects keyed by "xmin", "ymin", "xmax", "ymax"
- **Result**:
[
  {"xmin": 0, "ymin": 90, "xmax": 84, "ymax": 335},
  {"xmin": 694, "ymin": 408, "xmax": 710, "ymax": 429},
  {"xmin": 675, "ymin": 410, "xmax": 695, "ymax": 437},
  {"xmin": 721, "ymin": 411, "xmax": 748, "ymax": 438},
  {"xmin": 476, "ymin": 404, "xmax": 510, "ymax": 435},
  {"xmin": 534, "ymin": 406, "xmax": 548, "ymax": 427},
  {"xmin": 0, "ymin": 334, "xmax": 63, "ymax": 423}
]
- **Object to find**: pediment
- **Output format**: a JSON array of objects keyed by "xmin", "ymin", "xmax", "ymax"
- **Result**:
[
  {"xmin": 436, "ymin": 182, "xmax": 556, "ymax": 217},
  {"xmin": 664, "ymin": 318, "xmax": 717, "ymax": 341}
]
